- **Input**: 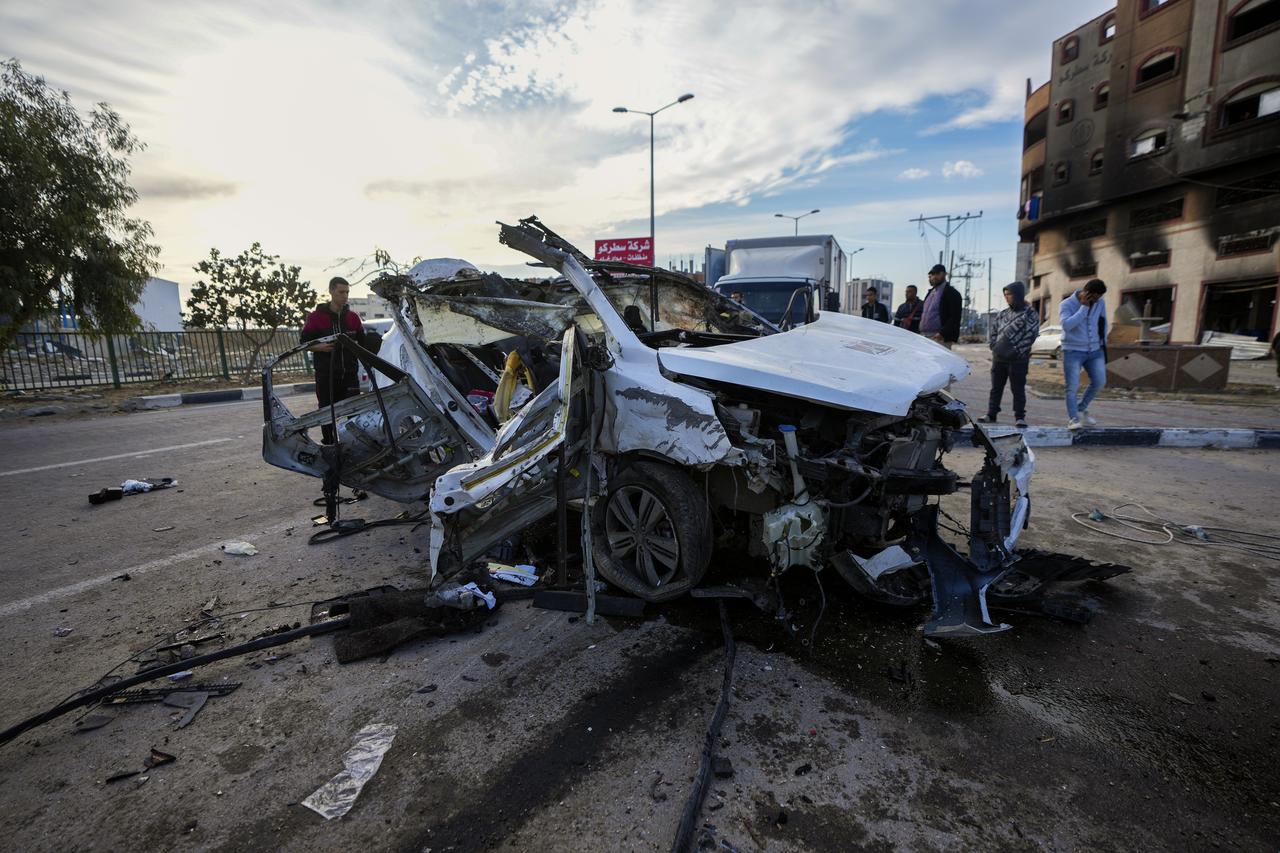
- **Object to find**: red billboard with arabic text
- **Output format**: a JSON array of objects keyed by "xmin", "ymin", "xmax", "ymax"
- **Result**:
[{"xmin": 594, "ymin": 237, "xmax": 653, "ymax": 267}]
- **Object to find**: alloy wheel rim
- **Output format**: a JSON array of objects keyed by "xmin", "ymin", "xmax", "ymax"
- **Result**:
[{"xmin": 604, "ymin": 485, "xmax": 681, "ymax": 587}]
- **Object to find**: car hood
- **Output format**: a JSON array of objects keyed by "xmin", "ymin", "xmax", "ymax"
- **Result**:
[{"xmin": 656, "ymin": 312, "xmax": 971, "ymax": 415}]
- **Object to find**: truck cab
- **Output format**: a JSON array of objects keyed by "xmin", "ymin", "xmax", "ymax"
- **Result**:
[
  {"xmin": 707, "ymin": 235, "xmax": 846, "ymax": 328},
  {"xmin": 715, "ymin": 277, "xmax": 818, "ymax": 328}
]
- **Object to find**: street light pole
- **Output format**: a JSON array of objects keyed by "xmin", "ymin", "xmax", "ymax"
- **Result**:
[
  {"xmin": 774, "ymin": 209, "xmax": 821, "ymax": 236},
  {"xmin": 613, "ymin": 93, "xmax": 694, "ymax": 330}
]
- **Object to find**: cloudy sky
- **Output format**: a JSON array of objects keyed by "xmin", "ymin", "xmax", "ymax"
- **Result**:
[{"xmin": 2, "ymin": 0, "xmax": 1112, "ymax": 312}]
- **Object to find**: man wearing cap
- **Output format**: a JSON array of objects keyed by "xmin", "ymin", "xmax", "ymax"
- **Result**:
[
  {"xmin": 301, "ymin": 276, "xmax": 365, "ymax": 443},
  {"xmin": 918, "ymin": 264, "xmax": 962, "ymax": 348},
  {"xmin": 978, "ymin": 281, "xmax": 1039, "ymax": 429}
]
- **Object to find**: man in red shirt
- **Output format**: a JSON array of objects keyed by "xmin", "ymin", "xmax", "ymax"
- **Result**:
[{"xmin": 301, "ymin": 276, "xmax": 365, "ymax": 443}]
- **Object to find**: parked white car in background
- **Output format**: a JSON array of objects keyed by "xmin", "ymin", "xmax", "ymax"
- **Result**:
[
  {"xmin": 1031, "ymin": 324, "xmax": 1063, "ymax": 359},
  {"xmin": 357, "ymin": 318, "xmax": 396, "ymax": 391}
]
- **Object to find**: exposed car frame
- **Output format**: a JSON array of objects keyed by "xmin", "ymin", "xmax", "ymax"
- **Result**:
[{"xmin": 262, "ymin": 217, "xmax": 1037, "ymax": 637}]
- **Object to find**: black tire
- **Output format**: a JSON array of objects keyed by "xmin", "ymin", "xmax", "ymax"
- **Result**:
[{"xmin": 592, "ymin": 460, "xmax": 712, "ymax": 602}]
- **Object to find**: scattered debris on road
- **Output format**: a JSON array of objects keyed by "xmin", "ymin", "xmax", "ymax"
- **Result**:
[
  {"xmin": 301, "ymin": 723, "xmax": 397, "ymax": 820},
  {"xmin": 88, "ymin": 477, "xmax": 177, "ymax": 505},
  {"xmin": 220, "ymin": 541, "xmax": 258, "ymax": 556}
]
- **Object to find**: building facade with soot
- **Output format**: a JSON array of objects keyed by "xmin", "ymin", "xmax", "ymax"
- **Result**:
[{"xmin": 1018, "ymin": 0, "xmax": 1280, "ymax": 343}]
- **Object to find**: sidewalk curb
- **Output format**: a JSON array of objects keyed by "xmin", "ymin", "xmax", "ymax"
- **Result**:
[
  {"xmin": 959, "ymin": 426, "xmax": 1280, "ymax": 449},
  {"xmin": 135, "ymin": 382, "xmax": 315, "ymax": 410}
]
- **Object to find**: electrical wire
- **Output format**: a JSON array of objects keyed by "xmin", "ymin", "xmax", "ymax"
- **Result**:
[
  {"xmin": 670, "ymin": 600, "xmax": 736, "ymax": 853},
  {"xmin": 806, "ymin": 567, "xmax": 827, "ymax": 653},
  {"xmin": 1, "ymin": 617, "xmax": 350, "ymax": 748},
  {"xmin": 56, "ymin": 598, "xmax": 329, "ymax": 711},
  {"xmin": 1072, "ymin": 503, "xmax": 1280, "ymax": 561}
]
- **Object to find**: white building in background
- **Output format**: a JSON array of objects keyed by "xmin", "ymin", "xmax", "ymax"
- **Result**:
[
  {"xmin": 347, "ymin": 295, "xmax": 395, "ymax": 320},
  {"xmin": 842, "ymin": 278, "xmax": 895, "ymax": 315},
  {"xmin": 133, "ymin": 277, "xmax": 182, "ymax": 330}
]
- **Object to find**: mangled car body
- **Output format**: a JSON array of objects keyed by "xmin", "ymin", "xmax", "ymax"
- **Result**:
[{"xmin": 263, "ymin": 218, "xmax": 1036, "ymax": 637}]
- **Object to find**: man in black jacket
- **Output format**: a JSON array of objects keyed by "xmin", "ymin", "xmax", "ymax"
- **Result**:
[
  {"xmin": 918, "ymin": 264, "xmax": 962, "ymax": 348},
  {"xmin": 860, "ymin": 287, "xmax": 891, "ymax": 323}
]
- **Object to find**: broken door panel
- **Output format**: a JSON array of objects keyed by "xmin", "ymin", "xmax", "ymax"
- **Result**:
[
  {"xmin": 428, "ymin": 326, "xmax": 584, "ymax": 576},
  {"xmin": 262, "ymin": 336, "xmax": 474, "ymax": 503}
]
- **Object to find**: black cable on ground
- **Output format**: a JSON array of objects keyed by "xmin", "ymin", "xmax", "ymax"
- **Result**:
[
  {"xmin": 308, "ymin": 510, "xmax": 430, "ymax": 545},
  {"xmin": 0, "ymin": 617, "xmax": 350, "ymax": 749},
  {"xmin": 806, "ymin": 567, "xmax": 827, "ymax": 653},
  {"xmin": 671, "ymin": 600, "xmax": 736, "ymax": 853}
]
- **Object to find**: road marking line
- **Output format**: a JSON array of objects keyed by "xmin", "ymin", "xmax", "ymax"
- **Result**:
[
  {"xmin": 0, "ymin": 518, "xmax": 301, "ymax": 617},
  {"xmin": 0, "ymin": 438, "xmax": 234, "ymax": 477}
]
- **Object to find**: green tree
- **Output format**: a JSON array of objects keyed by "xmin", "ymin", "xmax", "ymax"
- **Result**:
[
  {"xmin": 185, "ymin": 243, "xmax": 317, "ymax": 382},
  {"xmin": 0, "ymin": 59, "xmax": 160, "ymax": 349}
]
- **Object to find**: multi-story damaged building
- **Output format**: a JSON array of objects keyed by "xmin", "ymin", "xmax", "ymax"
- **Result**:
[{"xmin": 1018, "ymin": 0, "xmax": 1280, "ymax": 343}]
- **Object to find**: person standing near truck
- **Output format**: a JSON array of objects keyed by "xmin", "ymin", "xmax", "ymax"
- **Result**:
[
  {"xmin": 1060, "ymin": 278, "xmax": 1108, "ymax": 430},
  {"xmin": 860, "ymin": 286, "xmax": 890, "ymax": 323},
  {"xmin": 977, "ymin": 281, "xmax": 1039, "ymax": 429},
  {"xmin": 918, "ymin": 264, "xmax": 962, "ymax": 348},
  {"xmin": 302, "ymin": 276, "xmax": 365, "ymax": 444}
]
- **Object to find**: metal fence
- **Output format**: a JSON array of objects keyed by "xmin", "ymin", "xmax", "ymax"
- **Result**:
[{"xmin": 2, "ymin": 329, "xmax": 313, "ymax": 391}]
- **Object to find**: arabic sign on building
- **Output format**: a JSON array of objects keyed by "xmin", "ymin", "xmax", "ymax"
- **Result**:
[{"xmin": 595, "ymin": 237, "xmax": 653, "ymax": 266}]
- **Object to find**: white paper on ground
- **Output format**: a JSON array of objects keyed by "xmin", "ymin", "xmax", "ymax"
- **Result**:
[
  {"xmin": 301, "ymin": 723, "xmax": 397, "ymax": 820},
  {"xmin": 221, "ymin": 541, "xmax": 258, "ymax": 556}
]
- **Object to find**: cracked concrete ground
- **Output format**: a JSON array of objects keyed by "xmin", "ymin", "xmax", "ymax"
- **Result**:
[{"xmin": 0, "ymin": 400, "xmax": 1276, "ymax": 851}]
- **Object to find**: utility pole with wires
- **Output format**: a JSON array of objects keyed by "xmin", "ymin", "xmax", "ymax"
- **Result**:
[
  {"xmin": 987, "ymin": 257, "xmax": 993, "ymax": 331},
  {"xmin": 954, "ymin": 256, "xmax": 985, "ymax": 332},
  {"xmin": 909, "ymin": 211, "xmax": 983, "ymax": 272}
]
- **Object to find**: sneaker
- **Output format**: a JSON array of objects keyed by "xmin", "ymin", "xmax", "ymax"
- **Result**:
[
  {"xmin": 1015, "ymin": 418, "xmax": 1028, "ymax": 429},
  {"xmin": 977, "ymin": 415, "xmax": 998, "ymax": 424},
  {"xmin": 1081, "ymin": 411, "xmax": 1098, "ymax": 426},
  {"xmin": 1067, "ymin": 418, "xmax": 1083, "ymax": 430}
]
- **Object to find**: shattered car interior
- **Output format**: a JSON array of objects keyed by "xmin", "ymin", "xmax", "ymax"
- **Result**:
[{"xmin": 260, "ymin": 216, "xmax": 1089, "ymax": 639}]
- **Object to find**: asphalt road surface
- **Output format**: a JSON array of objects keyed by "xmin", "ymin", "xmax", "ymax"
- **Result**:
[{"xmin": 0, "ymin": 400, "xmax": 1277, "ymax": 851}]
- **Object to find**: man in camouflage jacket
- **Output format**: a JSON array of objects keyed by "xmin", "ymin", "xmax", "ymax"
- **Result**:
[{"xmin": 978, "ymin": 281, "xmax": 1040, "ymax": 428}]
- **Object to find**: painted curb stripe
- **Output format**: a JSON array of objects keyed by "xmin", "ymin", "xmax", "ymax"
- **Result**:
[
  {"xmin": 956, "ymin": 427, "xmax": 1278, "ymax": 449},
  {"xmin": 181, "ymin": 389, "xmax": 243, "ymax": 404},
  {"xmin": 1072, "ymin": 428, "xmax": 1162, "ymax": 447}
]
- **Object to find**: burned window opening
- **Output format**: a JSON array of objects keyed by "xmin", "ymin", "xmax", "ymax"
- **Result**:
[
  {"xmin": 1130, "ymin": 249, "xmax": 1171, "ymax": 269},
  {"xmin": 1129, "ymin": 129, "xmax": 1169, "ymax": 159},
  {"xmin": 1226, "ymin": 0, "xmax": 1280, "ymax": 45},
  {"xmin": 1024, "ymin": 109, "xmax": 1048, "ymax": 150},
  {"xmin": 1215, "ymin": 170, "xmax": 1280, "ymax": 208},
  {"xmin": 1130, "ymin": 198, "xmax": 1184, "ymax": 227},
  {"xmin": 1135, "ymin": 50, "xmax": 1179, "ymax": 89},
  {"xmin": 1218, "ymin": 233, "xmax": 1276, "ymax": 256},
  {"xmin": 1061, "ymin": 36, "xmax": 1080, "ymax": 63},
  {"xmin": 1069, "ymin": 218, "xmax": 1108, "ymax": 242},
  {"xmin": 1220, "ymin": 84, "xmax": 1280, "ymax": 129},
  {"xmin": 1094, "ymin": 82, "xmax": 1110, "ymax": 110}
]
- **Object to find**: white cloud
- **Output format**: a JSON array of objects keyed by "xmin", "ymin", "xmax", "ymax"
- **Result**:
[
  {"xmin": 943, "ymin": 160, "xmax": 984, "ymax": 180},
  {"xmin": 899, "ymin": 168, "xmax": 931, "ymax": 180},
  {"xmin": 0, "ymin": 0, "xmax": 1113, "ymax": 288}
]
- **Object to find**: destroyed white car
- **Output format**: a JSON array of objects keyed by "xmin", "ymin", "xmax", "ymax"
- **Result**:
[{"xmin": 263, "ymin": 218, "xmax": 1036, "ymax": 637}]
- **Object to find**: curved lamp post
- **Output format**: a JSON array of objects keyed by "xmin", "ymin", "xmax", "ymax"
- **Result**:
[{"xmin": 613, "ymin": 94, "xmax": 695, "ymax": 329}]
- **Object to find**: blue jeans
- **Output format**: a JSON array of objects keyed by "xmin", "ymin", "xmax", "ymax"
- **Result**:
[{"xmin": 1063, "ymin": 348, "xmax": 1106, "ymax": 420}]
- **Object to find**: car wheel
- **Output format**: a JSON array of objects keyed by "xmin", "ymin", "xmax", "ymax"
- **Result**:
[{"xmin": 592, "ymin": 461, "xmax": 711, "ymax": 602}]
